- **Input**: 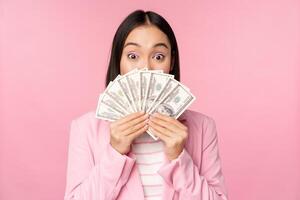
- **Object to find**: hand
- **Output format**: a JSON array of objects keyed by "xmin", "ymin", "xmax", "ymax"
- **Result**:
[
  {"xmin": 148, "ymin": 112, "xmax": 188, "ymax": 161},
  {"xmin": 109, "ymin": 112, "xmax": 149, "ymax": 155}
]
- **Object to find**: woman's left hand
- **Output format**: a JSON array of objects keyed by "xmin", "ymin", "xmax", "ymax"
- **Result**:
[{"xmin": 148, "ymin": 112, "xmax": 188, "ymax": 161}]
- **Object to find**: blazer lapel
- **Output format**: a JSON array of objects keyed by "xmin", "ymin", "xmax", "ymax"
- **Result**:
[
  {"xmin": 124, "ymin": 151, "xmax": 145, "ymax": 199},
  {"xmin": 162, "ymin": 181, "xmax": 175, "ymax": 199}
]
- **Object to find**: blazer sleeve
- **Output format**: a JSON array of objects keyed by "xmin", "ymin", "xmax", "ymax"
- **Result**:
[
  {"xmin": 64, "ymin": 119, "xmax": 136, "ymax": 200},
  {"xmin": 157, "ymin": 117, "xmax": 228, "ymax": 200}
]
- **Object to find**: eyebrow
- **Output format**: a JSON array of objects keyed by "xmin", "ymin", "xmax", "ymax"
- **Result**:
[{"xmin": 124, "ymin": 42, "xmax": 169, "ymax": 49}]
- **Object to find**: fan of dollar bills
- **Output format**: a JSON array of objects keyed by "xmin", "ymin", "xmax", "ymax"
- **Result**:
[{"xmin": 95, "ymin": 67, "xmax": 196, "ymax": 140}]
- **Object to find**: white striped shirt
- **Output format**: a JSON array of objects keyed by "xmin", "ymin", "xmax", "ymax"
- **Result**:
[{"xmin": 132, "ymin": 133, "xmax": 165, "ymax": 200}]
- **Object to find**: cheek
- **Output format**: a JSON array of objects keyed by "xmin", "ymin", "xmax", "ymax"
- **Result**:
[
  {"xmin": 151, "ymin": 59, "xmax": 172, "ymax": 73},
  {"xmin": 120, "ymin": 56, "xmax": 132, "ymax": 75},
  {"xmin": 161, "ymin": 66, "xmax": 171, "ymax": 74}
]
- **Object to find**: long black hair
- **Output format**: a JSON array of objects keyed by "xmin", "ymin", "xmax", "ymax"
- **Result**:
[{"xmin": 105, "ymin": 9, "xmax": 180, "ymax": 87}]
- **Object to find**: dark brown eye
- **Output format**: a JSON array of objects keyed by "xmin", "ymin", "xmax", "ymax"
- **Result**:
[
  {"xmin": 127, "ymin": 53, "xmax": 138, "ymax": 60},
  {"xmin": 153, "ymin": 53, "xmax": 165, "ymax": 61}
]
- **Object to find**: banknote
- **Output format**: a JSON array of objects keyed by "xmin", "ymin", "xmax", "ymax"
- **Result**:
[
  {"xmin": 144, "ymin": 72, "xmax": 174, "ymax": 113},
  {"xmin": 126, "ymin": 70, "xmax": 141, "ymax": 111},
  {"xmin": 95, "ymin": 68, "xmax": 195, "ymax": 140},
  {"xmin": 149, "ymin": 80, "xmax": 196, "ymax": 118},
  {"xmin": 104, "ymin": 79, "xmax": 134, "ymax": 114},
  {"xmin": 140, "ymin": 71, "xmax": 151, "ymax": 112},
  {"xmin": 116, "ymin": 74, "xmax": 137, "ymax": 112},
  {"xmin": 147, "ymin": 78, "xmax": 179, "ymax": 114},
  {"xmin": 95, "ymin": 94, "xmax": 125, "ymax": 121}
]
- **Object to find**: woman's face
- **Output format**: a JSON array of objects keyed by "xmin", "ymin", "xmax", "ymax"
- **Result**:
[{"xmin": 120, "ymin": 25, "xmax": 172, "ymax": 75}]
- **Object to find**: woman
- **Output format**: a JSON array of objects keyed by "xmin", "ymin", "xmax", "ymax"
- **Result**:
[{"xmin": 64, "ymin": 10, "xmax": 228, "ymax": 200}]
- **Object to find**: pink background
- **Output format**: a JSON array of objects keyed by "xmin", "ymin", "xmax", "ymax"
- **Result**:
[{"xmin": 1, "ymin": 0, "xmax": 300, "ymax": 199}]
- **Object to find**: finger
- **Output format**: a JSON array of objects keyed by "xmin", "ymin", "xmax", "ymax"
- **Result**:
[
  {"xmin": 148, "ymin": 127, "xmax": 169, "ymax": 143},
  {"xmin": 149, "ymin": 115, "xmax": 179, "ymax": 134},
  {"xmin": 111, "ymin": 111, "xmax": 145, "ymax": 127},
  {"xmin": 148, "ymin": 120, "xmax": 172, "ymax": 137},
  {"xmin": 122, "ymin": 118, "xmax": 148, "ymax": 136},
  {"xmin": 127, "ymin": 124, "xmax": 149, "ymax": 140},
  {"xmin": 150, "ymin": 116, "xmax": 186, "ymax": 138},
  {"xmin": 152, "ymin": 112, "xmax": 187, "ymax": 130},
  {"xmin": 152, "ymin": 112, "xmax": 186, "ymax": 130},
  {"xmin": 118, "ymin": 113, "xmax": 149, "ymax": 132}
]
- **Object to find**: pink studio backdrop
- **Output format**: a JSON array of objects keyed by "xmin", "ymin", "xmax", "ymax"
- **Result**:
[{"xmin": 1, "ymin": 0, "xmax": 299, "ymax": 199}]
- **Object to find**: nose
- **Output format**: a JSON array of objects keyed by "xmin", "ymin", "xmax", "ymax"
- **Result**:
[
  {"xmin": 141, "ymin": 66, "xmax": 150, "ymax": 70},
  {"xmin": 137, "ymin": 56, "xmax": 152, "ymax": 70}
]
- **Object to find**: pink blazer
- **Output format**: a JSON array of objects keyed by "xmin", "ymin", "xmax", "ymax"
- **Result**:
[{"xmin": 64, "ymin": 109, "xmax": 228, "ymax": 200}]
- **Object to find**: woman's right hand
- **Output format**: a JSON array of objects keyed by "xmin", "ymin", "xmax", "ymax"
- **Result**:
[{"xmin": 109, "ymin": 111, "xmax": 149, "ymax": 155}]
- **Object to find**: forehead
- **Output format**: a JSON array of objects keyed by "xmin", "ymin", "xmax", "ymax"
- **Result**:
[{"xmin": 124, "ymin": 25, "xmax": 171, "ymax": 49}]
